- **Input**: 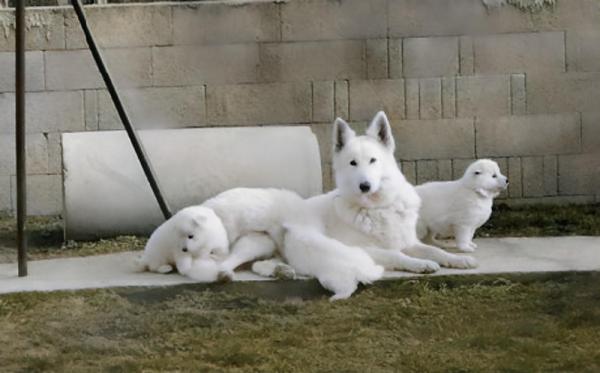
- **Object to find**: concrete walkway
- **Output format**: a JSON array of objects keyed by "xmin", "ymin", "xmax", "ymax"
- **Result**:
[{"xmin": 0, "ymin": 236, "xmax": 599, "ymax": 295}]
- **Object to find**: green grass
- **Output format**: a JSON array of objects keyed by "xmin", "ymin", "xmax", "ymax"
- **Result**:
[{"xmin": 1, "ymin": 272, "xmax": 599, "ymax": 372}]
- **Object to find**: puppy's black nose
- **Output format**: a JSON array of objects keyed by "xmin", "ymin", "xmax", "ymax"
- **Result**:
[
  {"xmin": 182, "ymin": 247, "xmax": 188, "ymax": 252},
  {"xmin": 505, "ymin": 179, "xmax": 509, "ymax": 184},
  {"xmin": 359, "ymin": 182, "xmax": 371, "ymax": 193}
]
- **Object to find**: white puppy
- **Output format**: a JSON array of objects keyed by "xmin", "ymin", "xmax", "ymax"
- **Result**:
[
  {"xmin": 135, "ymin": 206, "xmax": 229, "ymax": 282},
  {"xmin": 416, "ymin": 159, "xmax": 508, "ymax": 252}
]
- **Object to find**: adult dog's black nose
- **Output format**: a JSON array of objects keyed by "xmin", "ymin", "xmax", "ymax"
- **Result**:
[
  {"xmin": 182, "ymin": 247, "xmax": 188, "ymax": 252},
  {"xmin": 359, "ymin": 182, "xmax": 371, "ymax": 193}
]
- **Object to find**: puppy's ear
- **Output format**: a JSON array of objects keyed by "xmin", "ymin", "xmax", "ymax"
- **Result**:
[
  {"xmin": 190, "ymin": 214, "xmax": 207, "ymax": 228},
  {"xmin": 332, "ymin": 117, "xmax": 355, "ymax": 153},
  {"xmin": 366, "ymin": 111, "xmax": 395, "ymax": 152}
]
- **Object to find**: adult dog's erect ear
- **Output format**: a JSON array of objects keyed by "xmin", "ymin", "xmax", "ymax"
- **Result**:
[
  {"xmin": 332, "ymin": 117, "xmax": 355, "ymax": 153},
  {"xmin": 366, "ymin": 111, "xmax": 395, "ymax": 152}
]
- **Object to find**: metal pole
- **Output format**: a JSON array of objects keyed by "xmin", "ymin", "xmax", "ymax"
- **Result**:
[
  {"xmin": 15, "ymin": 0, "xmax": 27, "ymax": 277},
  {"xmin": 70, "ymin": 0, "xmax": 172, "ymax": 219}
]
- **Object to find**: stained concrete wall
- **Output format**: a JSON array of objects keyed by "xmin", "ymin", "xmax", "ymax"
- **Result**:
[{"xmin": 0, "ymin": 0, "xmax": 599, "ymax": 215}]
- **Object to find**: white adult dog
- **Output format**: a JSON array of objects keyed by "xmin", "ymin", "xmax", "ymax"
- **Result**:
[
  {"xmin": 255, "ymin": 111, "xmax": 477, "ymax": 299},
  {"xmin": 135, "ymin": 206, "xmax": 229, "ymax": 282},
  {"xmin": 416, "ymin": 159, "xmax": 508, "ymax": 252}
]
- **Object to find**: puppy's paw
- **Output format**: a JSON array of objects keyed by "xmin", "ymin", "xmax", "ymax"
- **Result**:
[
  {"xmin": 274, "ymin": 263, "xmax": 296, "ymax": 280},
  {"xmin": 157, "ymin": 264, "xmax": 174, "ymax": 274},
  {"xmin": 410, "ymin": 260, "xmax": 440, "ymax": 274},
  {"xmin": 217, "ymin": 270, "xmax": 234, "ymax": 283}
]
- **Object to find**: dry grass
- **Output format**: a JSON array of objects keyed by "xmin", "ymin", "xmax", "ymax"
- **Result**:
[{"xmin": 1, "ymin": 272, "xmax": 599, "ymax": 372}]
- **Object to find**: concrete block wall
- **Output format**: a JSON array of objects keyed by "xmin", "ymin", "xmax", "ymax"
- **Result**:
[{"xmin": 0, "ymin": 0, "xmax": 599, "ymax": 215}]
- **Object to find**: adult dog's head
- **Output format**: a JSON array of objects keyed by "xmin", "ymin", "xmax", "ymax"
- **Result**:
[
  {"xmin": 332, "ymin": 111, "xmax": 401, "ymax": 206},
  {"xmin": 460, "ymin": 159, "xmax": 508, "ymax": 198}
]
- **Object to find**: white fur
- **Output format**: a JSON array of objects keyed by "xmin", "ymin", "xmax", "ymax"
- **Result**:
[
  {"xmin": 257, "ymin": 111, "xmax": 477, "ymax": 300},
  {"xmin": 201, "ymin": 188, "xmax": 303, "ymax": 277},
  {"xmin": 416, "ymin": 159, "xmax": 508, "ymax": 252},
  {"xmin": 135, "ymin": 206, "xmax": 229, "ymax": 282}
]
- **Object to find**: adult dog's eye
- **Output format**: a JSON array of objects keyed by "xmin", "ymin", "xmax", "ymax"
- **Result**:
[
  {"xmin": 370, "ymin": 158, "xmax": 377, "ymax": 164},
  {"xmin": 474, "ymin": 171, "xmax": 481, "ymax": 175},
  {"xmin": 350, "ymin": 160, "xmax": 357, "ymax": 166},
  {"xmin": 492, "ymin": 174, "xmax": 497, "ymax": 178},
  {"xmin": 188, "ymin": 235, "xmax": 194, "ymax": 239}
]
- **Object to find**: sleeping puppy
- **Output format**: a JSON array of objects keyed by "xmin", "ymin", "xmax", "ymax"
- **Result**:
[
  {"xmin": 416, "ymin": 159, "xmax": 508, "ymax": 252},
  {"xmin": 134, "ymin": 206, "xmax": 230, "ymax": 282}
]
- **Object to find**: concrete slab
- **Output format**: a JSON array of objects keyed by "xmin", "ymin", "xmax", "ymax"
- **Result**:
[
  {"xmin": 62, "ymin": 127, "xmax": 322, "ymax": 240},
  {"xmin": 0, "ymin": 236, "xmax": 598, "ymax": 295}
]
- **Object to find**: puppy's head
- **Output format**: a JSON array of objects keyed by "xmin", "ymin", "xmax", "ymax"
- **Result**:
[
  {"xmin": 176, "ymin": 206, "xmax": 229, "ymax": 259},
  {"xmin": 460, "ymin": 159, "xmax": 508, "ymax": 198},
  {"xmin": 332, "ymin": 111, "xmax": 398, "ymax": 205}
]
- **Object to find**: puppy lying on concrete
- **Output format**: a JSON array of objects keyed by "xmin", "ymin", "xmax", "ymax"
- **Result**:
[
  {"xmin": 416, "ymin": 159, "xmax": 508, "ymax": 252},
  {"xmin": 135, "ymin": 206, "xmax": 230, "ymax": 282}
]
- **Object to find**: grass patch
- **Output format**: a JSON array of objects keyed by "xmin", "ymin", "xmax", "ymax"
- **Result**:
[{"xmin": 1, "ymin": 272, "xmax": 599, "ymax": 372}]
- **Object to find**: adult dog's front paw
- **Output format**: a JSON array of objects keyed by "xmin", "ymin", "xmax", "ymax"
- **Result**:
[
  {"xmin": 274, "ymin": 263, "xmax": 296, "ymax": 280},
  {"xmin": 410, "ymin": 259, "xmax": 440, "ymax": 274},
  {"xmin": 449, "ymin": 255, "xmax": 478, "ymax": 269},
  {"xmin": 456, "ymin": 243, "xmax": 475, "ymax": 253}
]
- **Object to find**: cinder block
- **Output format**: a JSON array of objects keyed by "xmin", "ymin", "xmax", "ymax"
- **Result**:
[
  {"xmin": 582, "ymin": 111, "xmax": 600, "ymax": 153},
  {"xmin": 10, "ymin": 174, "xmax": 62, "ymax": 216},
  {"xmin": 0, "ymin": 133, "xmax": 48, "ymax": 175},
  {"xmin": 47, "ymin": 133, "xmax": 62, "ymax": 174},
  {"xmin": 281, "ymin": 0, "xmax": 387, "ymax": 41},
  {"xmin": 452, "ymin": 158, "xmax": 476, "ymax": 179},
  {"xmin": 392, "ymin": 118, "xmax": 475, "ymax": 160},
  {"xmin": 456, "ymin": 75, "xmax": 510, "ymax": 117},
  {"xmin": 98, "ymin": 86, "xmax": 206, "ymax": 130},
  {"xmin": 0, "ymin": 8, "xmax": 65, "ymax": 51},
  {"xmin": 558, "ymin": 153, "xmax": 600, "ymax": 195},
  {"xmin": 173, "ymin": 1, "xmax": 280, "ymax": 45},
  {"xmin": 476, "ymin": 113, "xmax": 581, "ymax": 157},
  {"xmin": 441, "ymin": 77, "xmax": 456, "ymax": 119},
  {"xmin": 366, "ymin": 39, "xmax": 388, "ymax": 79},
  {"xmin": 334, "ymin": 80, "xmax": 349, "ymax": 119},
  {"xmin": 566, "ymin": 29, "xmax": 600, "ymax": 72},
  {"xmin": 438, "ymin": 159, "xmax": 453, "ymax": 181},
  {"xmin": 312, "ymin": 81, "xmax": 334, "ymax": 123},
  {"xmin": 405, "ymin": 79, "xmax": 419, "ymax": 119},
  {"xmin": 527, "ymin": 72, "xmax": 600, "ymax": 114},
  {"xmin": 511, "ymin": 74, "xmax": 527, "ymax": 115},
  {"xmin": 349, "ymin": 80, "xmax": 405, "ymax": 121},
  {"xmin": 400, "ymin": 161, "xmax": 417, "ymax": 185},
  {"xmin": 459, "ymin": 36, "xmax": 474, "ymax": 75},
  {"xmin": 310, "ymin": 123, "xmax": 333, "ymax": 167},
  {"xmin": 206, "ymin": 82, "xmax": 311, "ymax": 125},
  {"xmin": 543, "ymin": 155, "xmax": 558, "ymax": 196},
  {"xmin": 0, "ymin": 91, "xmax": 84, "ymax": 134},
  {"xmin": 403, "ymin": 37, "xmax": 459, "ymax": 78},
  {"xmin": 508, "ymin": 157, "xmax": 523, "ymax": 198},
  {"xmin": 0, "ymin": 175, "xmax": 10, "ymax": 212},
  {"xmin": 388, "ymin": 0, "xmax": 590, "ymax": 37},
  {"xmin": 84, "ymin": 90, "xmax": 99, "ymax": 131},
  {"xmin": 153, "ymin": 44, "xmax": 259, "ymax": 86},
  {"xmin": 259, "ymin": 41, "xmax": 365, "ymax": 82},
  {"xmin": 522, "ymin": 156, "xmax": 544, "ymax": 197},
  {"xmin": 473, "ymin": 32, "xmax": 565, "ymax": 74},
  {"xmin": 419, "ymin": 78, "xmax": 441, "ymax": 120},
  {"xmin": 0, "ymin": 51, "xmax": 44, "ymax": 92},
  {"xmin": 45, "ymin": 48, "xmax": 152, "ymax": 90},
  {"xmin": 416, "ymin": 160, "xmax": 438, "ymax": 184},
  {"xmin": 65, "ymin": 6, "xmax": 172, "ymax": 48},
  {"xmin": 389, "ymin": 39, "xmax": 403, "ymax": 79}
]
